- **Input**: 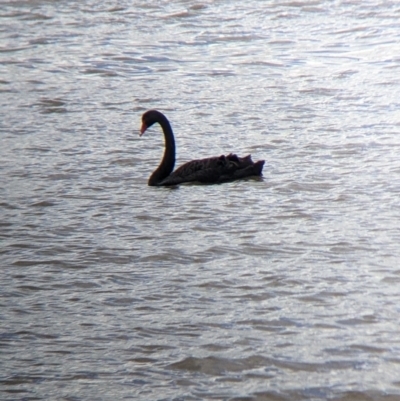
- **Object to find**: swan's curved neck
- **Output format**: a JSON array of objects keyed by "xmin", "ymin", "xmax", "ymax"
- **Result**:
[{"xmin": 148, "ymin": 114, "xmax": 176, "ymax": 186}]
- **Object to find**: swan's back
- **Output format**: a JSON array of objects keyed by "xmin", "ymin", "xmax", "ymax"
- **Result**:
[{"xmin": 159, "ymin": 154, "xmax": 264, "ymax": 186}]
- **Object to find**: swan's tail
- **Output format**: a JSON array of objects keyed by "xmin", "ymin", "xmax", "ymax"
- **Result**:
[
  {"xmin": 252, "ymin": 160, "xmax": 265, "ymax": 176},
  {"xmin": 219, "ymin": 159, "xmax": 264, "ymax": 182}
]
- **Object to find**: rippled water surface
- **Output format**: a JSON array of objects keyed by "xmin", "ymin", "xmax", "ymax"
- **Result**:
[{"xmin": 2, "ymin": 1, "xmax": 400, "ymax": 400}]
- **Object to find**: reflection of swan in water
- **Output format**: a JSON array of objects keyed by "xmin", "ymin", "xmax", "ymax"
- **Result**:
[{"xmin": 139, "ymin": 110, "xmax": 265, "ymax": 186}]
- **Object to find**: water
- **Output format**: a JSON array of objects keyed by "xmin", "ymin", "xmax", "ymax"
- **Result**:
[{"xmin": 1, "ymin": 1, "xmax": 400, "ymax": 400}]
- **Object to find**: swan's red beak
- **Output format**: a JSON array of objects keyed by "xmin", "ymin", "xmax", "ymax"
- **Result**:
[{"xmin": 139, "ymin": 123, "xmax": 147, "ymax": 137}]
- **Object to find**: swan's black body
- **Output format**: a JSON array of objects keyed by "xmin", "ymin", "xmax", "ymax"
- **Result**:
[{"xmin": 140, "ymin": 110, "xmax": 264, "ymax": 186}]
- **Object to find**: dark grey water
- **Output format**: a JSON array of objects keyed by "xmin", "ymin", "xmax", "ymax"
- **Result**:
[{"xmin": 2, "ymin": 1, "xmax": 400, "ymax": 400}]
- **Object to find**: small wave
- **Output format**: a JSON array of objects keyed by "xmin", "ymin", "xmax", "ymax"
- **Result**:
[
  {"xmin": 30, "ymin": 200, "xmax": 56, "ymax": 207},
  {"xmin": 169, "ymin": 354, "xmax": 356, "ymax": 375},
  {"xmin": 164, "ymin": 10, "xmax": 191, "ymax": 19}
]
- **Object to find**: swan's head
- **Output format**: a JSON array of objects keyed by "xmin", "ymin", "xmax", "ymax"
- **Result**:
[{"xmin": 140, "ymin": 109, "xmax": 162, "ymax": 136}]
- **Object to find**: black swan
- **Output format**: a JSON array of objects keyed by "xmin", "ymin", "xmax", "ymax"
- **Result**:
[{"xmin": 139, "ymin": 110, "xmax": 264, "ymax": 186}]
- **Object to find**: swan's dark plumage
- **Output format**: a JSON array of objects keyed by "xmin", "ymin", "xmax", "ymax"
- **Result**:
[{"xmin": 140, "ymin": 110, "xmax": 264, "ymax": 186}]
